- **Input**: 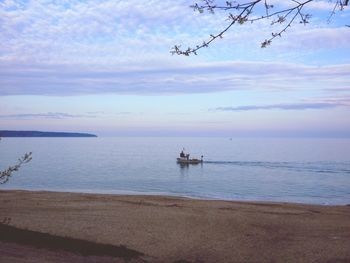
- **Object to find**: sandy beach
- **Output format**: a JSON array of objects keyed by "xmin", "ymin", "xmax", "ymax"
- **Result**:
[{"xmin": 0, "ymin": 190, "xmax": 349, "ymax": 263}]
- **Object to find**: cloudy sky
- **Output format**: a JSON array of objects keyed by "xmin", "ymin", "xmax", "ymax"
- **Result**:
[{"xmin": 1, "ymin": 0, "xmax": 350, "ymax": 137}]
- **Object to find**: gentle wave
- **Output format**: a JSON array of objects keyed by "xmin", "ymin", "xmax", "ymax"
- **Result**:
[{"xmin": 204, "ymin": 161, "xmax": 350, "ymax": 174}]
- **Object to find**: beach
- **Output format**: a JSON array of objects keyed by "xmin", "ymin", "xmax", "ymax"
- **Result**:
[{"xmin": 0, "ymin": 190, "xmax": 350, "ymax": 263}]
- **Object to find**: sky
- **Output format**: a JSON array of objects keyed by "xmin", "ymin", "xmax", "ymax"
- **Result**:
[{"xmin": 1, "ymin": 0, "xmax": 350, "ymax": 137}]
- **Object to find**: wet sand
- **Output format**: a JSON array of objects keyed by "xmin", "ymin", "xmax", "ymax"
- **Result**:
[{"xmin": 0, "ymin": 190, "xmax": 349, "ymax": 263}]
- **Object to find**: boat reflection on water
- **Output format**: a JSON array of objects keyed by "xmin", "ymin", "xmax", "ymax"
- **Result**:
[
  {"xmin": 177, "ymin": 157, "xmax": 204, "ymax": 174},
  {"xmin": 178, "ymin": 161, "xmax": 204, "ymax": 169}
]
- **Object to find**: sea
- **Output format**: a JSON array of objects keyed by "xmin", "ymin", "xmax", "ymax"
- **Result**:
[{"xmin": 0, "ymin": 137, "xmax": 349, "ymax": 205}]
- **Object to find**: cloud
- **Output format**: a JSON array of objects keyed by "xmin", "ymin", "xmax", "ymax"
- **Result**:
[
  {"xmin": 271, "ymin": 0, "xmax": 340, "ymax": 11},
  {"xmin": 275, "ymin": 27, "xmax": 350, "ymax": 50},
  {"xmin": 0, "ymin": 112, "xmax": 97, "ymax": 119},
  {"xmin": 0, "ymin": 0, "xmax": 349, "ymax": 96},
  {"xmin": 1, "ymin": 0, "xmax": 348, "ymax": 66},
  {"xmin": 0, "ymin": 0, "xmax": 216, "ymax": 64},
  {"xmin": 306, "ymin": 94, "xmax": 350, "ymax": 106},
  {"xmin": 213, "ymin": 102, "xmax": 347, "ymax": 112},
  {"xmin": 0, "ymin": 61, "xmax": 349, "ymax": 96}
]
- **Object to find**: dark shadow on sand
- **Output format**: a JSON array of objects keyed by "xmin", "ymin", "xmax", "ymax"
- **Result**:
[{"xmin": 0, "ymin": 223, "xmax": 144, "ymax": 260}]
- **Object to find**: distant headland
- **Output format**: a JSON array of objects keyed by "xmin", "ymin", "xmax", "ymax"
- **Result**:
[{"xmin": 0, "ymin": 130, "xmax": 97, "ymax": 137}]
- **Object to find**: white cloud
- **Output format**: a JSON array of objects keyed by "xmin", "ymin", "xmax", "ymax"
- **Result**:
[
  {"xmin": 213, "ymin": 102, "xmax": 340, "ymax": 112},
  {"xmin": 305, "ymin": 94, "xmax": 350, "ymax": 106},
  {"xmin": 0, "ymin": 0, "xmax": 349, "ymax": 96},
  {"xmin": 212, "ymin": 94, "xmax": 350, "ymax": 112},
  {"xmin": 2, "ymin": 0, "xmax": 347, "ymax": 66},
  {"xmin": 0, "ymin": 112, "xmax": 97, "ymax": 119},
  {"xmin": 0, "ymin": 61, "xmax": 349, "ymax": 95},
  {"xmin": 275, "ymin": 27, "xmax": 350, "ymax": 50},
  {"xmin": 269, "ymin": 0, "xmax": 340, "ymax": 11}
]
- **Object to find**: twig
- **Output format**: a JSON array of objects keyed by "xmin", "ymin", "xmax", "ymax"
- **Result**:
[
  {"xmin": 171, "ymin": 0, "xmax": 347, "ymax": 55},
  {"xmin": 0, "ymin": 152, "xmax": 32, "ymax": 184}
]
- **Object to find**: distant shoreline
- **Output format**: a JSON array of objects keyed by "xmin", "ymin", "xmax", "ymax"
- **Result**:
[{"xmin": 0, "ymin": 130, "xmax": 97, "ymax": 137}]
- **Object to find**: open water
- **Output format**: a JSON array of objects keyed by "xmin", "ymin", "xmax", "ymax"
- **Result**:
[{"xmin": 0, "ymin": 137, "xmax": 349, "ymax": 205}]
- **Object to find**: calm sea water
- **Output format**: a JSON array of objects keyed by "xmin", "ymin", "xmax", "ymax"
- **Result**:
[{"xmin": 0, "ymin": 137, "xmax": 349, "ymax": 205}]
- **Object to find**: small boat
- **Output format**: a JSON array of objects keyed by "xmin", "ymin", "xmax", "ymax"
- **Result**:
[{"xmin": 177, "ymin": 156, "xmax": 203, "ymax": 164}]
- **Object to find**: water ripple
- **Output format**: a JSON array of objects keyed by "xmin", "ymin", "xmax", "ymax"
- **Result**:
[{"xmin": 204, "ymin": 161, "xmax": 350, "ymax": 174}]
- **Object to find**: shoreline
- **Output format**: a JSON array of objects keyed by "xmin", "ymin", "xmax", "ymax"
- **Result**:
[
  {"xmin": 1, "ymin": 189, "xmax": 350, "ymax": 262},
  {"xmin": 2, "ymin": 188, "xmax": 348, "ymax": 206}
]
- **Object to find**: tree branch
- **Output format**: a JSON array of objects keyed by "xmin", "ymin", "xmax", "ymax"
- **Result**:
[
  {"xmin": 0, "ymin": 138, "xmax": 32, "ymax": 184},
  {"xmin": 171, "ymin": 0, "xmax": 348, "ymax": 56}
]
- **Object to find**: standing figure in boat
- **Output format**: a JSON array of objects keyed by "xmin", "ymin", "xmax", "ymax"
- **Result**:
[
  {"xmin": 180, "ymin": 150, "xmax": 185, "ymax": 158},
  {"xmin": 180, "ymin": 149, "xmax": 190, "ymax": 160}
]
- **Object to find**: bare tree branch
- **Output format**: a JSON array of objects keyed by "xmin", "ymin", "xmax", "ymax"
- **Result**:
[
  {"xmin": 0, "ymin": 138, "xmax": 32, "ymax": 184},
  {"xmin": 171, "ymin": 0, "xmax": 349, "ymax": 56}
]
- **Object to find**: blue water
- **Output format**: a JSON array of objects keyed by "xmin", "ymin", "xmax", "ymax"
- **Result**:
[{"xmin": 1, "ymin": 137, "xmax": 349, "ymax": 205}]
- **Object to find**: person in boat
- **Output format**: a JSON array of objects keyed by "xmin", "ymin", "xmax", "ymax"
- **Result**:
[
  {"xmin": 180, "ymin": 150, "xmax": 185, "ymax": 158},
  {"xmin": 186, "ymin": 153, "xmax": 190, "ymax": 160}
]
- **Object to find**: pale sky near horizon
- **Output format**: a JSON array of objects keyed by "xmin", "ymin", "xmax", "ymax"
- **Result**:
[{"xmin": 1, "ymin": 0, "xmax": 350, "ymax": 137}]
